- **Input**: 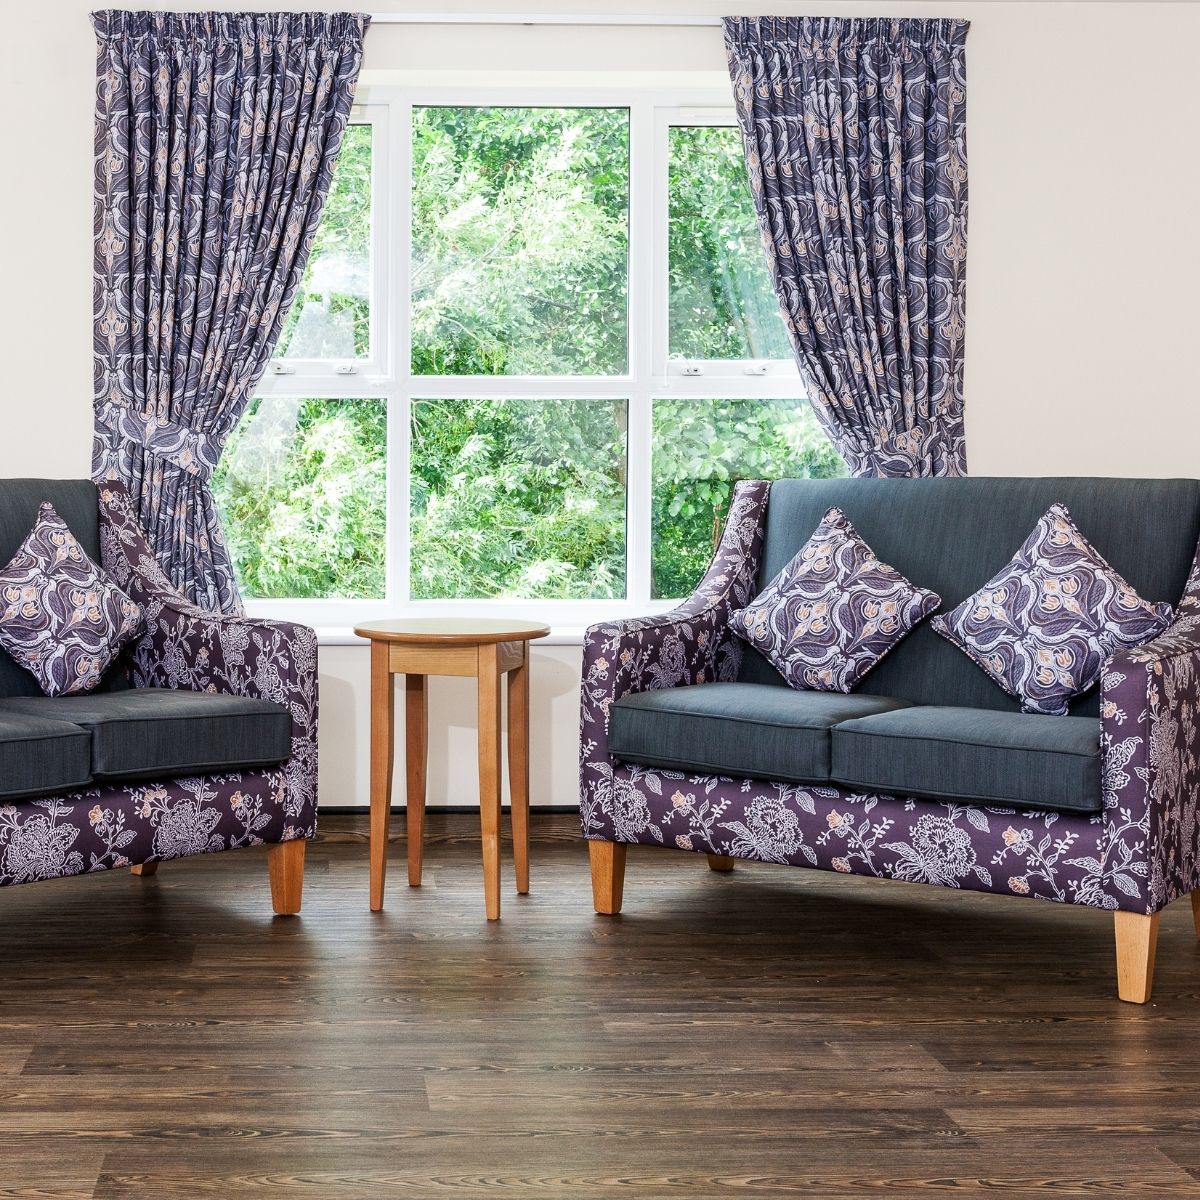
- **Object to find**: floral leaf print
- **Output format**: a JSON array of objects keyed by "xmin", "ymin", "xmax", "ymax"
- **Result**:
[
  {"xmin": 932, "ymin": 505, "xmax": 1172, "ymax": 715},
  {"xmin": 729, "ymin": 507, "xmax": 940, "ymax": 692}
]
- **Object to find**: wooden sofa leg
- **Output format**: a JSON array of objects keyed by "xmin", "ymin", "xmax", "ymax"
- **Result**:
[
  {"xmin": 589, "ymin": 840, "xmax": 626, "ymax": 915},
  {"xmin": 1190, "ymin": 890, "xmax": 1200, "ymax": 938},
  {"xmin": 1114, "ymin": 910, "xmax": 1160, "ymax": 1003},
  {"xmin": 130, "ymin": 862, "xmax": 158, "ymax": 877},
  {"xmin": 707, "ymin": 854, "xmax": 734, "ymax": 872},
  {"xmin": 267, "ymin": 840, "xmax": 306, "ymax": 916}
]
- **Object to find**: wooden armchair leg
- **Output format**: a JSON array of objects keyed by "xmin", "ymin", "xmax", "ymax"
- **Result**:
[
  {"xmin": 707, "ymin": 854, "xmax": 735, "ymax": 872},
  {"xmin": 130, "ymin": 862, "xmax": 158, "ymax": 877},
  {"xmin": 589, "ymin": 840, "xmax": 626, "ymax": 915},
  {"xmin": 267, "ymin": 840, "xmax": 306, "ymax": 916},
  {"xmin": 1114, "ymin": 910, "xmax": 1160, "ymax": 1003}
]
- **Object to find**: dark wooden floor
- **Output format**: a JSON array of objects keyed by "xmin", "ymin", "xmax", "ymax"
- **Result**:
[{"xmin": 2, "ymin": 813, "xmax": 1200, "ymax": 1198}]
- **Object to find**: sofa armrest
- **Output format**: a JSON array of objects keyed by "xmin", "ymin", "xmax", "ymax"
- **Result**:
[
  {"xmin": 98, "ymin": 479, "xmax": 319, "ymax": 825},
  {"xmin": 1098, "ymin": 551, "xmax": 1200, "ymax": 912},
  {"xmin": 579, "ymin": 479, "xmax": 769, "ymax": 839}
]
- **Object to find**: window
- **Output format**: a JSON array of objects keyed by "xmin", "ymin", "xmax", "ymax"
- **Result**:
[
  {"xmin": 221, "ymin": 94, "xmax": 844, "ymax": 628},
  {"xmin": 667, "ymin": 124, "xmax": 791, "ymax": 363},
  {"xmin": 277, "ymin": 123, "xmax": 375, "ymax": 364},
  {"xmin": 214, "ymin": 396, "xmax": 387, "ymax": 599},
  {"xmin": 410, "ymin": 397, "xmax": 627, "ymax": 599},
  {"xmin": 411, "ymin": 107, "xmax": 629, "ymax": 376}
]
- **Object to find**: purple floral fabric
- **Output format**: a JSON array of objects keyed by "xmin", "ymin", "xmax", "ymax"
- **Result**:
[
  {"xmin": 0, "ymin": 502, "xmax": 142, "ymax": 697},
  {"xmin": 580, "ymin": 481, "xmax": 1200, "ymax": 916},
  {"xmin": 98, "ymin": 480, "xmax": 319, "ymax": 823},
  {"xmin": 91, "ymin": 11, "xmax": 369, "ymax": 615},
  {"xmin": 729, "ymin": 506, "xmax": 939, "ymax": 691},
  {"xmin": 0, "ymin": 771, "xmax": 295, "ymax": 887},
  {"xmin": 0, "ymin": 481, "xmax": 318, "ymax": 891},
  {"xmin": 932, "ymin": 504, "xmax": 1173, "ymax": 715},
  {"xmin": 723, "ymin": 18, "xmax": 969, "ymax": 478}
]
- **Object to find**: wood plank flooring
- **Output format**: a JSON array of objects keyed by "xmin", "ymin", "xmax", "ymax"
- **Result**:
[{"xmin": 1, "ymin": 811, "xmax": 1200, "ymax": 1198}]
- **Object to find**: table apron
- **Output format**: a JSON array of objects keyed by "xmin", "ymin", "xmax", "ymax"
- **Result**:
[{"xmin": 387, "ymin": 640, "xmax": 528, "ymax": 678}]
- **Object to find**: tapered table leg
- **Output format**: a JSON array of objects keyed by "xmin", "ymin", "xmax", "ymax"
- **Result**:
[
  {"xmin": 508, "ymin": 647, "xmax": 530, "ymax": 895},
  {"xmin": 477, "ymin": 643, "xmax": 503, "ymax": 920},
  {"xmin": 406, "ymin": 674, "xmax": 427, "ymax": 886},
  {"xmin": 369, "ymin": 640, "xmax": 394, "ymax": 912}
]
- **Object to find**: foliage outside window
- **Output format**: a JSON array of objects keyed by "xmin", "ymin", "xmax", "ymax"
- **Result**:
[
  {"xmin": 276, "ymin": 124, "xmax": 373, "ymax": 360},
  {"xmin": 411, "ymin": 107, "xmax": 629, "ymax": 376},
  {"xmin": 214, "ymin": 397, "xmax": 387, "ymax": 599},
  {"xmin": 652, "ymin": 398, "xmax": 845, "ymax": 599},
  {"xmin": 215, "ymin": 101, "xmax": 846, "ymax": 613},
  {"xmin": 410, "ymin": 398, "xmax": 627, "ymax": 599},
  {"xmin": 668, "ymin": 125, "xmax": 792, "ymax": 361}
]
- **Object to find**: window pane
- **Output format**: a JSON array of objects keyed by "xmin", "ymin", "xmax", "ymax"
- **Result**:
[
  {"xmin": 214, "ymin": 397, "xmax": 386, "ymax": 599},
  {"xmin": 651, "ymin": 398, "xmax": 845, "ymax": 599},
  {"xmin": 410, "ymin": 398, "xmax": 627, "ymax": 598},
  {"xmin": 412, "ymin": 107, "xmax": 629, "ymax": 376},
  {"xmin": 276, "ymin": 123, "xmax": 373, "ymax": 359},
  {"xmin": 668, "ymin": 125, "xmax": 791, "ymax": 361}
]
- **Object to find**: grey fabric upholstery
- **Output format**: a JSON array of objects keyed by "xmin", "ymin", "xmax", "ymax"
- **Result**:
[
  {"xmin": 0, "ymin": 479, "xmax": 131, "ymax": 698},
  {"xmin": 0, "ymin": 712, "xmax": 93, "ymax": 800},
  {"xmin": 738, "ymin": 477, "xmax": 1200, "ymax": 716},
  {"xmin": 831, "ymin": 705, "xmax": 1102, "ymax": 815},
  {"xmin": 0, "ymin": 690, "xmax": 291, "ymax": 783},
  {"xmin": 610, "ymin": 683, "xmax": 912, "ymax": 783}
]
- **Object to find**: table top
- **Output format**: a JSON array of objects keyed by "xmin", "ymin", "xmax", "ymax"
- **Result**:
[{"xmin": 353, "ymin": 618, "xmax": 552, "ymax": 645}]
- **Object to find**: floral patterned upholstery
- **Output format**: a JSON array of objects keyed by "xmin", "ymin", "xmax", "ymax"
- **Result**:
[
  {"xmin": 580, "ymin": 479, "xmax": 1200, "ymax": 916},
  {"xmin": 0, "ymin": 480, "xmax": 317, "ymax": 889}
]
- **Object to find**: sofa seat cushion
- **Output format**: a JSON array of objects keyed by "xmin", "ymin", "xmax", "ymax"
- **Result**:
[
  {"xmin": 609, "ymin": 683, "xmax": 912, "ymax": 784},
  {"xmin": 831, "ymin": 705, "xmax": 1101, "ymax": 815},
  {"xmin": 0, "ymin": 713, "xmax": 93, "ymax": 800},
  {"xmin": 0, "ymin": 689, "xmax": 291, "ymax": 783}
]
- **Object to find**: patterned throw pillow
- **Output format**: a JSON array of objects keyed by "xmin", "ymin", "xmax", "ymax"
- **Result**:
[
  {"xmin": 0, "ymin": 502, "xmax": 143, "ymax": 697},
  {"xmin": 931, "ymin": 503, "xmax": 1173, "ymax": 716},
  {"xmin": 729, "ymin": 506, "xmax": 941, "ymax": 692}
]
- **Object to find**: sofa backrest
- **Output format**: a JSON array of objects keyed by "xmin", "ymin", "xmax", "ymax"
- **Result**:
[
  {"xmin": 0, "ymin": 479, "xmax": 121, "ymax": 698},
  {"xmin": 738, "ymin": 477, "xmax": 1200, "ymax": 717}
]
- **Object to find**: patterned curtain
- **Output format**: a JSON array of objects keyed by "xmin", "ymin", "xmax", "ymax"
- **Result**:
[
  {"xmin": 91, "ymin": 11, "xmax": 370, "ymax": 614},
  {"xmin": 723, "ymin": 17, "xmax": 969, "ymax": 477}
]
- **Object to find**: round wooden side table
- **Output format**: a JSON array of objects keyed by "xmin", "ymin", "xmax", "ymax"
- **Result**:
[{"xmin": 353, "ymin": 618, "xmax": 550, "ymax": 920}]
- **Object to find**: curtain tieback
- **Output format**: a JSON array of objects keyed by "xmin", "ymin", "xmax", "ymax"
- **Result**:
[{"xmin": 95, "ymin": 401, "xmax": 218, "ymax": 481}]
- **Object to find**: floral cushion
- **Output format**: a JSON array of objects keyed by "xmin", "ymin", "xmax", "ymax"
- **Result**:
[
  {"xmin": 0, "ymin": 502, "xmax": 143, "ymax": 697},
  {"xmin": 930, "ymin": 503, "xmax": 1173, "ymax": 716},
  {"xmin": 729, "ymin": 506, "xmax": 941, "ymax": 692}
]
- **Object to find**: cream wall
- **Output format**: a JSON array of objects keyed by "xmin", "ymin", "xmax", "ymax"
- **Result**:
[{"xmin": 2, "ymin": 2, "xmax": 1197, "ymax": 808}]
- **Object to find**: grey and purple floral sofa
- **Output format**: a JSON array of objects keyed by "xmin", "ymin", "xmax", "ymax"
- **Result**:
[
  {"xmin": 0, "ymin": 479, "xmax": 316, "ymax": 911},
  {"xmin": 580, "ymin": 477, "xmax": 1200, "ymax": 1002}
]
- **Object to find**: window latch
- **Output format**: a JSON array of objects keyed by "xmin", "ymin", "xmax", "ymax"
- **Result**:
[
  {"xmin": 335, "ymin": 364, "xmax": 359, "ymax": 376},
  {"xmin": 271, "ymin": 362, "xmax": 296, "ymax": 376},
  {"xmin": 743, "ymin": 362, "xmax": 769, "ymax": 376},
  {"xmin": 681, "ymin": 363, "xmax": 704, "ymax": 377}
]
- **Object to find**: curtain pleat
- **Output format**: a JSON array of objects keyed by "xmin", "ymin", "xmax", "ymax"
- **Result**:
[
  {"xmin": 91, "ymin": 10, "xmax": 370, "ymax": 613},
  {"xmin": 724, "ymin": 16, "xmax": 969, "ymax": 477}
]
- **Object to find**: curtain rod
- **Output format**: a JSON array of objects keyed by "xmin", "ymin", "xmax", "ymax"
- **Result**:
[{"xmin": 369, "ymin": 13, "xmax": 724, "ymax": 27}]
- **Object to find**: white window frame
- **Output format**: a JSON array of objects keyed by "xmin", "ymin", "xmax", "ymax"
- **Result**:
[
  {"xmin": 264, "ymin": 107, "xmax": 392, "ymax": 383},
  {"xmin": 242, "ymin": 86, "xmax": 811, "ymax": 633}
]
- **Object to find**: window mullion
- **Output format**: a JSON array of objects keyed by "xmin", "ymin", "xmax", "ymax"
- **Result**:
[
  {"xmin": 392, "ymin": 93, "xmax": 414, "ymax": 609},
  {"xmin": 625, "ymin": 97, "xmax": 655, "ymax": 611}
]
